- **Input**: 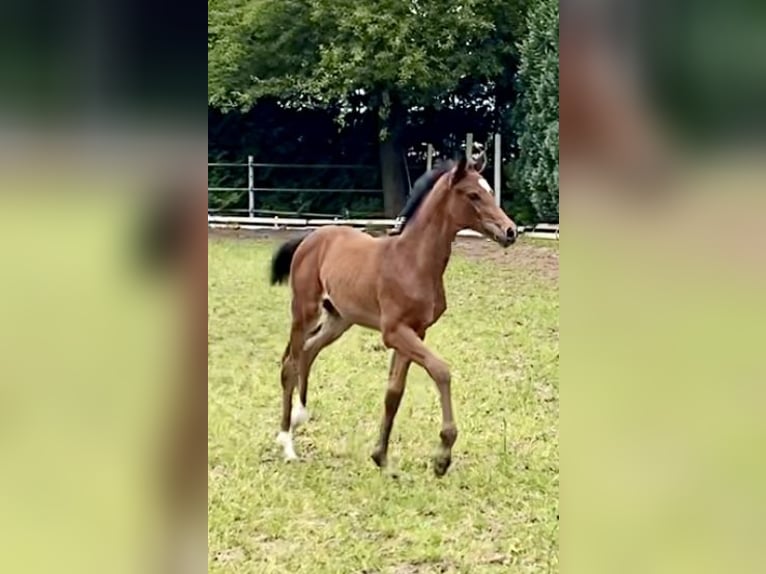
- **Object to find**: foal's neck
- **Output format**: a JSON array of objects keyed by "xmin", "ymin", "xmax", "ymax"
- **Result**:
[{"xmin": 398, "ymin": 199, "xmax": 457, "ymax": 279}]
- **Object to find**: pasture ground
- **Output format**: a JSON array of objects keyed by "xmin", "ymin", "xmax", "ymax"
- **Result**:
[{"xmin": 208, "ymin": 230, "xmax": 559, "ymax": 573}]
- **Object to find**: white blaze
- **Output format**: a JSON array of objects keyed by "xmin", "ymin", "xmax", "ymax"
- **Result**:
[{"xmin": 478, "ymin": 177, "xmax": 493, "ymax": 194}]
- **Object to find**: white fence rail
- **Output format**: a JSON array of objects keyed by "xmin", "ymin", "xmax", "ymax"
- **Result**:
[{"xmin": 208, "ymin": 214, "xmax": 559, "ymax": 240}]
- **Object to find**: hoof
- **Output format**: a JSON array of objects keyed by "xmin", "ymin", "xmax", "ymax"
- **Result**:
[
  {"xmin": 433, "ymin": 453, "xmax": 452, "ymax": 477},
  {"xmin": 371, "ymin": 448, "xmax": 387, "ymax": 468},
  {"xmin": 276, "ymin": 431, "xmax": 298, "ymax": 461}
]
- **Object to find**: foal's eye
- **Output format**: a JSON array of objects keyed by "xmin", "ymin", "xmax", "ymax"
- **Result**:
[{"xmin": 467, "ymin": 192, "xmax": 481, "ymax": 201}]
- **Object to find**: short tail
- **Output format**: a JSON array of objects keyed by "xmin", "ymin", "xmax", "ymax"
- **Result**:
[{"xmin": 270, "ymin": 235, "xmax": 308, "ymax": 285}]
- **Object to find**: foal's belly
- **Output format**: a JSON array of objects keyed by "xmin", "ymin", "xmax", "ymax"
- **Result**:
[
  {"xmin": 338, "ymin": 307, "xmax": 381, "ymax": 331},
  {"xmin": 322, "ymin": 275, "xmax": 381, "ymax": 330}
]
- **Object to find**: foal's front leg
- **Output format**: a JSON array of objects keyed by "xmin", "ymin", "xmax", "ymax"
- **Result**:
[{"xmin": 382, "ymin": 326, "xmax": 457, "ymax": 477}]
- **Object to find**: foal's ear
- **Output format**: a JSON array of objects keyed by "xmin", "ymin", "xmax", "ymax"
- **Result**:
[
  {"xmin": 474, "ymin": 150, "xmax": 487, "ymax": 173},
  {"xmin": 452, "ymin": 155, "xmax": 469, "ymax": 185}
]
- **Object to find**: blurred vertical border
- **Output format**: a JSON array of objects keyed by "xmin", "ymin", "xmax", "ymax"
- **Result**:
[
  {"xmin": 0, "ymin": 0, "xmax": 207, "ymax": 573},
  {"xmin": 562, "ymin": 1, "xmax": 766, "ymax": 573}
]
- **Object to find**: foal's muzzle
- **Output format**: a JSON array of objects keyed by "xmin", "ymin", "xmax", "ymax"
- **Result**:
[
  {"xmin": 504, "ymin": 227, "xmax": 516, "ymax": 247},
  {"xmin": 484, "ymin": 223, "xmax": 517, "ymax": 248}
]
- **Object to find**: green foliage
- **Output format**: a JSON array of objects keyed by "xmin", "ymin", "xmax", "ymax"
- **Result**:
[
  {"xmin": 208, "ymin": 0, "xmax": 502, "ymax": 111},
  {"xmin": 208, "ymin": 0, "xmax": 322, "ymax": 108},
  {"xmin": 209, "ymin": 0, "xmax": 522, "ymax": 215},
  {"xmin": 511, "ymin": 0, "xmax": 559, "ymax": 222},
  {"xmin": 502, "ymin": 160, "xmax": 538, "ymax": 226},
  {"xmin": 208, "ymin": 0, "xmax": 560, "ymax": 220},
  {"xmin": 309, "ymin": 1, "xmax": 500, "ymax": 106}
]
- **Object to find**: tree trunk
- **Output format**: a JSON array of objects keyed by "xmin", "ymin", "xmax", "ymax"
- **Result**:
[{"xmin": 378, "ymin": 93, "xmax": 407, "ymax": 217}]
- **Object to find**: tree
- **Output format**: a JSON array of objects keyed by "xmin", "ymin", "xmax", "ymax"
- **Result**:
[
  {"xmin": 512, "ymin": 0, "xmax": 559, "ymax": 222},
  {"xmin": 208, "ymin": 0, "xmax": 506, "ymax": 215}
]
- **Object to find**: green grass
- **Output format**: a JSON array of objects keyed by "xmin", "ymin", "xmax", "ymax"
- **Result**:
[{"xmin": 208, "ymin": 236, "xmax": 559, "ymax": 573}]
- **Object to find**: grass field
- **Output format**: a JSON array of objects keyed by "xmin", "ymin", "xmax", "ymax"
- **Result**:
[{"xmin": 208, "ymin": 232, "xmax": 559, "ymax": 573}]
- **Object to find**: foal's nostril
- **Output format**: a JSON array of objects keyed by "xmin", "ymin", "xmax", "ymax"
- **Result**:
[{"xmin": 506, "ymin": 227, "xmax": 517, "ymax": 243}]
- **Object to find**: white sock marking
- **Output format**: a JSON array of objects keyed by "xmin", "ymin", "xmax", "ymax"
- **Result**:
[
  {"xmin": 276, "ymin": 431, "xmax": 297, "ymax": 461},
  {"xmin": 290, "ymin": 402, "xmax": 310, "ymax": 428}
]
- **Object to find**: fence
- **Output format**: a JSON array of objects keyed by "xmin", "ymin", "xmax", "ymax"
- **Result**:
[
  {"xmin": 208, "ymin": 133, "xmax": 559, "ymax": 239},
  {"xmin": 209, "ymin": 133, "xmax": 503, "ymax": 217},
  {"xmin": 208, "ymin": 159, "xmax": 384, "ymax": 218}
]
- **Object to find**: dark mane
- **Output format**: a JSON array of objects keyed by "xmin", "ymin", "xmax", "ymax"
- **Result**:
[{"xmin": 398, "ymin": 160, "xmax": 454, "ymax": 230}]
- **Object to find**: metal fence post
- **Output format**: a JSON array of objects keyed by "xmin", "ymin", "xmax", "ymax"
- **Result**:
[
  {"xmin": 465, "ymin": 133, "xmax": 473, "ymax": 156},
  {"xmin": 494, "ymin": 133, "xmax": 502, "ymax": 206},
  {"xmin": 426, "ymin": 143, "xmax": 434, "ymax": 171},
  {"xmin": 247, "ymin": 155, "xmax": 254, "ymax": 218}
]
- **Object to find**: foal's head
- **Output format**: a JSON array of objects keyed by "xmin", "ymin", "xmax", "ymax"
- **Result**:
[{"xmin": 442, "ymin": 155, "xmax": 518, "ymax": 247}]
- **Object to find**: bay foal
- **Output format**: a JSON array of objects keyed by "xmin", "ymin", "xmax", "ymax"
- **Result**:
[{"xmin": 270, "ymin": 154, "xmax": 517, "ymax": 476}]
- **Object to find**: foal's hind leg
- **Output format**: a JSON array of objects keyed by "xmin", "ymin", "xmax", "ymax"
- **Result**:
[
  {"xmin": 295, "ymin": 309, "xmax": 350, "ymax": 423},
  {"xmin": 277, "ymin": 297, "xmax": 318, "ymax": 461},
  {"xmin": 277, "ymin": 329, "xmax": 302, "ymax": 461},
  {"xmin": 277, "ymin": 309, "xmax": 349, "ymax": 461},
  {"xmin": 371, "ymin": 351, "xmax": 412, "ymax": 469}
]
